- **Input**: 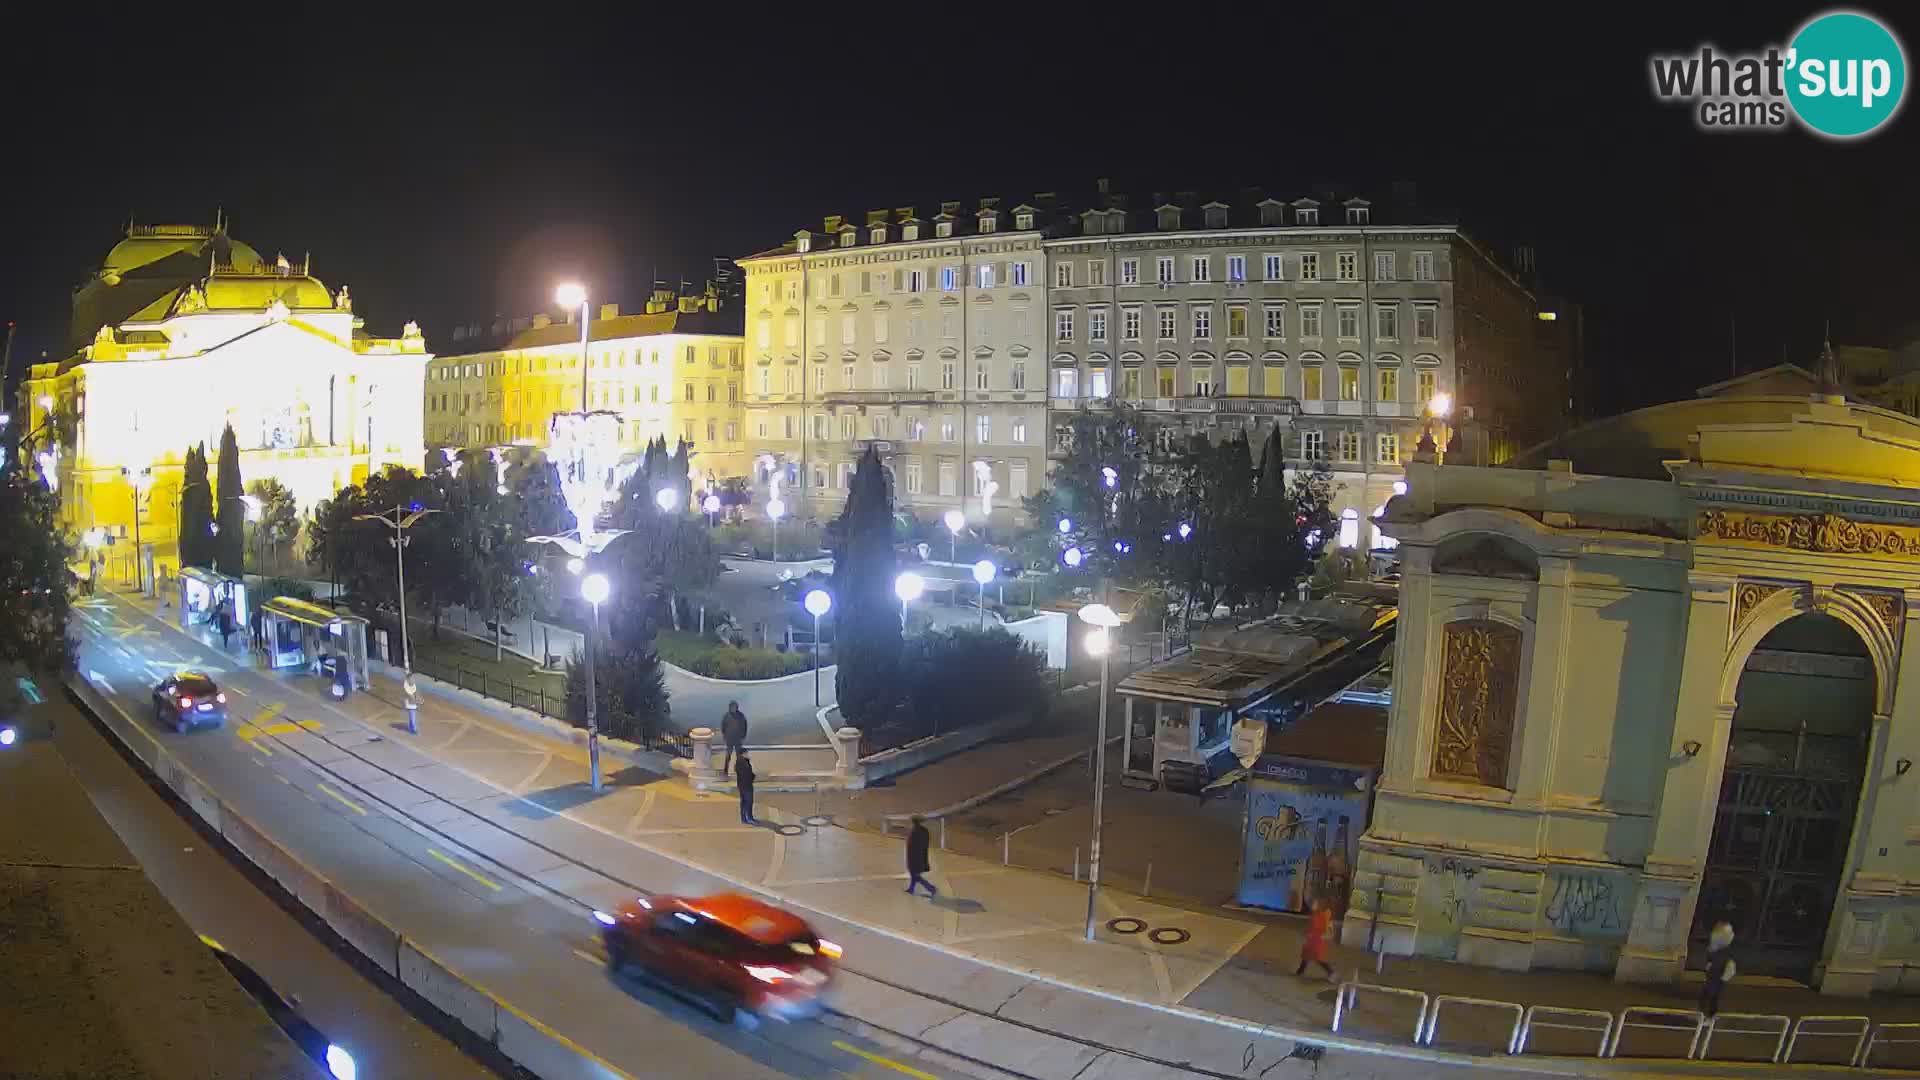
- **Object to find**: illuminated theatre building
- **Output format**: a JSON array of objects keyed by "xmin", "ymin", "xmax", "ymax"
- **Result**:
[{"xmin": 20, "ymin": 220, "xmax": 429, "ymax": 575}]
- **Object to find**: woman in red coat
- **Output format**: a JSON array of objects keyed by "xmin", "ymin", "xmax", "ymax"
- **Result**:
[{"xmin": 1295, "ymin": 897, "xmax": 1335, "ymax": 981}]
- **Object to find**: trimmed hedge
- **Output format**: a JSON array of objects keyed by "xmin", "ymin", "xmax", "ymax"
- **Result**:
[{"xmin": 656, "ymin": 630, "xmax": 812, "ymax": 680}]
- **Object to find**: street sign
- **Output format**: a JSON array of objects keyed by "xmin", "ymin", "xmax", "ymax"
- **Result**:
[{"xmin": 1231, "ymin": 716, "xmax": 1266, "ymax": 768}]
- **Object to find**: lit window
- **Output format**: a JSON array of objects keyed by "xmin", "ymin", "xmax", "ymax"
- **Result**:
[
  {"xmin": 1227, "ymin": 255, "xmax": 1246, "ymax": 282},
  {"xmin": 1376, "ymin": 432, "xmax": 1399, "ymax": 464},
  {"xmin": 1340, "ymin": 367, "xmax": 1360, "ymax": 401},
  {"xmin": 1011, "ymin": 262, "xmax": 1029, "ymax": 286},
  {"xmin": 941, "ymin": 267, "xmax": 958, "ymax": 291},
  {"xmin": 1088, "ymin": 260, "xmax": 1106, "ymax": 286},
  {"xmin": 1337, "ymin": 252, "xmax": 1358, "ymax": 282},
  {"xmin": 1378, "ymin": 367, "xmax": 1398, "ymax": 402},
  {"xmin": 1120, "ymin": 259, "xmax": 1139, "ymax": 285},
  {"xmin": 976, "ymin": 414, "xmax": 991, "ymax": 444},
  {"xmin": 1337, "ymin": 429, "xmax": 1360, "ymax": 461},
  {"xmin": 1227, "ymin": 306, "xmax": 1248, "ymax": 338},
  {"xmin": 977, "ymin": 264, "xmax": 996, "ymax": 289},
  {"xmin": 1417, "ymin": 369, "xmax": 1437, "ymax": 404}
]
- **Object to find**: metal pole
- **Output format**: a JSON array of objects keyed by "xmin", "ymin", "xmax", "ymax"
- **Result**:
[
  {"xmin": 978, "ymin": 580, "xmax": 987, "ymax": 628},
  {"xmin": 578, "ymin": 299, "xmax": 591, "ymax": 413},
  {"xmin": 585, "ymin": 598, "xmax": 602, "ymax": 791},
  {"xmin": 1085, "ymin": 618, "xmax": 1112, "ymax": 941},
  {"xmin": 131, "ymin": 485, "xmax": 144, "ymax": 597},
  {"xmin": 812, "ymin": 611, "xmax": 822, "ymax": 706},
  {"xmin": 393, "ymin": 506, "xmax": 412, "ymax": 671}
]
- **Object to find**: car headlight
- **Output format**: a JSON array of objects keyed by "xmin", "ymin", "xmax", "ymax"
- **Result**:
[
  {"xmin": 325, "ymin": 1044, "xmax": 356, "ymax": 1080},
  {"xmin": 0, "ymin": 727, "xmax": 16, "ymax": 747}
]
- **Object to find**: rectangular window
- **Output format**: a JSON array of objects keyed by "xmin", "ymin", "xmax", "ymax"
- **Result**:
[
  {"xmin": 1089, "ymin": 367, "xmax": 1109, "ymax": 398},
  {"xmin": 1055, "ymin": 262, "xmax": 1073, "ymax": 287},
  {"xmin": 1374, "ymin": 251, "xmax": 1395, "ymax": 281},
  {"xmin": 875, "ymin": 313, "xmax": 889, "ymax": 343},
  {"xmin": 1378, "ymin": 367, "xmax": 1398, "ymax": 401},
  {"xmin": 784, "ymin": 415, "xmax": 795, "ymax": 439},
  {"xmin": 908, "ymin": 269, "xmax": 925, "ymax": 293},
  {"xmin": 725, "ymin": 421, "xmax": 737, "ymax": 441},
  {"xmin": 756, "ymin": 322, "xmax": 771, "ymax": 349},
  {"xmin": 1414, "ymin": 304, "xmax": 1439, "ymax": 342},
  {"xmin": 908, "ymin": 416, "xmax": 924, "ymax": 440},
  {"xmin": 757, "ymin": 418, "xmax": 769, "ymax": 438},
  {"xmin": 940, "ymin": 416, "xmax": 955, "ymax": 442},
  {"xmin": 1340, "ymin": 366, "xmax": 1360, "ymax": 401},
  {"xmin": 1301, "ymin": 429, "xmax": 1325, "ymax": 459},
  {"xmin": 785, "ymin": 367, "xmax": 797, "ymax": 393},
  {"xmin": 1122, "ymin": 307, "xmax": 1141, "ymax": 341},
  {"xmin": 1300, "ymin": 303, "xmax": 1323, "ymax": 339},
  {"xmin": 1337, "ymin": 251, "xmax": 1358, "ymax": 281},
  {"xmin": 1089, "ymin": 308, "xmax": 1108, "ymax": 342},
  {"xmin": 1299, "ymin": 252, "xmax": 1320, "ymax": 282},
  {"xmin": 1190, "ymin": 256, "xmax": 1210, "ymax": 282},
  {"xmin": 829, "ymin": 273, "xmax": 843, "ymax": 298},
  {"xmin": 811, "ymin": 317, "xmax": 826, "ymax": 344},
  {"xmin": 684, "ymin": 381, "xmax": 695, "ymax": 400},
  {"xmin": 1192, "ymin": 307, "xmax": 1211, "ymax": 340},
  {"xmin": 939, "ymin": 462, "xmax": 957, "ymax": 496},
  {"xmin": 1157, "ymin": 367, "xmax": 1176, "ymax": 398},
  {"xmin": 1123, "ymin": 368, "xmax": 1142, "ymax": 399},
  {"xmin": 1054, "ymin": 367, "xmax": 1078, "ymax": 398},
  {"xmin": 707, "ymin": 383, "xmax": 717, "ymax": 402},
  {"xmin": 1120, "ymin": 258, "xmax": 1139, "ymax": 285},
  {"xmin": 1261, "ymin": 363, "xmax": 1283, "ymax": 395},
  {"xmin": 1156, "ymin": 256, "xmax": 1175, "ymax": 283},
  {"xmin": 941, "ymin": 361, "xmax": 955, "ymax": 390},
  {"xmin": 1010, "ymin": 461, "xmax": 1028, "ymax": 498},
  {"xmin": 977, "ymin": 264, "xmax": 996, "ymax": 289},
  {"xmin": 707, "ymin": 419, "xmax": 718, "ymax": 442},
  {"xmin": 906, "ymin": 459, "xmax": 923, "ymax": 494},
  {"xmin": 907, "ymin": 362, "xmax": 922, "ymax": 389},
  {"xmin": 976, "ymin": 363, "xmax": 990, "ymax": 390},
  {"xmin": 1377, "ymin": 433, "xmax": 1399, "ymax": 465},
  {"xmin": 1264, "ymin": 253, "xmax": 1283, "ymax": 281},
  {"xmin": 1336, "ymin": 304, "xmax": 1360, "ymax": 340},
  {"xmin": 1011, "ymin": 261, "xmax": 1029, "ymax": 286},
  {"xmin": 941, "ymin": 266, "xmax": 958, "ymax": 291},
  {"xmin": 873, "ymin": 364, "xmax": 889, "ymax": 390},
  {"xmin": 840, "ymin": 315, "xmax": 856, "ymax": 345},
  {"xmin": 1088, "ymin": 260, "xmax": 1106, "ymax": 286},
  {"xmin": 813, "ymin": 366, "xmax": 826, "ymax": 395},
  {"xmin": 1375, "ymin": 303, "xmax": 1400, "ymax": 341},
  {"xmin": 813, "ymin": 414, "xmax": 828, "ymax": 440},
  {"xmin": 1264, "ymin": 303, "xmax": 1286, "ymax": 339},
  {"xmin": 976, "ymin": 414, "xmax": 991, "ymax": 444},
  {"xmin": 1412, "ymin": 251, "xmax": 1436, "ymax": 281},
  {"xmin": 940, "ymin": 312, "xmax": 956, "ymax": 339},
  {"xmin": 843, "ymin": 363, "xmax": 856, "ymax": 389},
  {"xmin": 1417, "ymin": 369, "xmax": 1437, "ymax": 405},
  {"xmin": 1010, "ymin": 361, "xmax": 1026, "ymax": 390},
  {"xmin": 1055, "ymin": 309, "xmax": 1076, "ymax": 342},
  {"xmin": 972, "ymin": 462, "xmax": 992, "ymax": 497},
  {"xmin": 1227, "ymin": 254, "xmax": 1246, "ymax": 282},
  {"xmin": 1338, "ymin": 429, "xmax": 1360, "ymax": 461},
  {"xmin": 1192, "ymin": 367, "xmax": 1214, "ymax": 397},
  {"xmin": 1227, "ymin": 306, "xmax": 1248, "ymax": 338},
  {"xmin": 841, "ymin": 415, "xmax": 856, "ymax": 441},
  {"xmin": 1158, "ymin": 307, "xmax": 1176, "ymax": 339}
]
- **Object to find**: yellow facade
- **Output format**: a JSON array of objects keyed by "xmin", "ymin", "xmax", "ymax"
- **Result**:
[
  {"xmin": 426, "ymin": 289, "xmax": 748, "ymax": 486},
  {"xmin": 20, "ymin": 221, "xmax": 428, "ymax": 579}
]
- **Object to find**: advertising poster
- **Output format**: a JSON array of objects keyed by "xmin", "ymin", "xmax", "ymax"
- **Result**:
[{"xmin": 1237, "ymin": 757, "xmax": 1372, "ymax": 915}]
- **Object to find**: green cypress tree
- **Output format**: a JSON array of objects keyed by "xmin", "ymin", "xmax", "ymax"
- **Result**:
[
  {"xmin": 178, "ymin": 445, "xmax": 214, "ymax": 569},
  {"xmin": 215, "ymin": 424, "xmax": 246, "ymax": 575},
  {"xmin": 830, "ymin": 446, "xmax": 903, "ymax": 726}
]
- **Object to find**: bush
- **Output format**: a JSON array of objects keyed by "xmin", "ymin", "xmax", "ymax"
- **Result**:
[
  {"xmin": 899, "ymin": 626, "xmax": 1049, "ymax": 735},
  {"xmin": 564, "ymin": 639, "xmax": 670, "ymax": 745},
  {"xmin": 255, "ymin": 576, "xmax": 316, "ymax": 605},
  {"xmin": 655, "ymin": 629, "xmax": 811, "ymax": 680}
]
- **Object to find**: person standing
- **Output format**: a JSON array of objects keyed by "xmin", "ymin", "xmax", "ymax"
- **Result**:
[
  {"xmin": 1294, "ymin": 897, "xmax": 1336, "ymax": 981},
  {"xmin": 905, "ymin": 816, "xmax": 937, "ymax": 898},
  {"xmin": 735, "ymin": 750, "xmax": 756, "ymax": 825},
  {"xmin": 1700, "ymin": 921, "xmax": 1736, "ymax": 1018},
  {"xmin": 720, "ymin": 700, "xmax": 748, "ymax": 773},
  {"xmin": 216, "ymin": 602, "xmax": 234, "ymax": 649}
]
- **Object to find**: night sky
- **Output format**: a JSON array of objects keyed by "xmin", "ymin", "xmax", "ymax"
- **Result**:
[{"xmin": 5, "ymin": 5, "xmax": 1915, "ymax": 420}]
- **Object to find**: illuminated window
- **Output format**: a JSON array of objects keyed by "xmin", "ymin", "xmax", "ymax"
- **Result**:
[
  {"xmin": 1122, "ymin": 368, "xmax": 1141, "ymax": 399},
  {"xmin": 941, "ymin": 267, "xmax": 958, "ymax": 291},
  {"xmin": 1120, "ymin": 258, "xmax": 1138, "ymax": 285},
  {"xmin": 1157, "ymin": 367, "xmax": 1176, "ymax": 397},
  {"xmin": 1299, "ymin": 252, "xmax": 1320, "ymax": 282},
  {"xmin": 1054, "ymin": 367, "xmax": 1078, "ymax": 398},
  {"xmin": 1227, "ymin": 255, "xmax": 1246, "ymax": 282},
  {"xmin": 976, "ymin": 415, "xmax": 991, "ymax": 444},
  {"xmin": 1376, "ymin": 432, "xmax": 1399, "ymax": 464},
  {"xmin": 1340, "ymin": 367, "xmax": 1359, "ymax": 401},
  {"xmin": 1417, "ymin": 369, "xmax": 1437, "ymax": 404},
  {"xmin": 1191, "ymin": 366, "xmax": 1214, "ymax": 397},
  {"xmin": 1011, "ymin": 261, "xmax": 1029, "ymax": 286},
  {"xmin": 1088, "ymin": 368, "xmax": 1109, "ymax": 398},
  {"xmin": 940, "ymin": 416, "xmax": 956, "ymax": 442},
  {"xmin": 977, "ymin": 264, "xmax": 996, "ymax": 289},
  {"xmin": 1379, "ymin": 367, "xmax": 1398, "ymax": 402},
  {"xmin": 1264, "ymin": 253, "xmax": 1283, "ymax": 281},
  {"xmin": 1337, "ymin": 430, "xmax": 1360, "ymax": 461}
]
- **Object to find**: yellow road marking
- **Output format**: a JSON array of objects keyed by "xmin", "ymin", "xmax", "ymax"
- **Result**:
[
  {"xmin": 246, "ymin": 739, "xmax": 274, "ymax": 758},
  {"xmin": 317, "ymin": 782, "xmax": 367, "ymax": 816},
  {"xmin": 253, "ymin": 703, "xmax": 287, "ymax": 724},
  {"xmin": 831, "ymin": 1041, "xmax": 939, "ymax": 1080},
  {"xmin": 428, "ymin": 848, "xmax": 501, "ymax": 892},
  {"xmin": 571, "ymin": 948, "xmax": 601, "ymax": 966}
]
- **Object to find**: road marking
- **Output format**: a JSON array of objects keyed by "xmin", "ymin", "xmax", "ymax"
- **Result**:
[
  {"xmin": 571, "ymin": 948, "xmax": 601, "ymax": 966},
  {"xmin": 276, "ymin": 775, "xmax": 292, "ymax": 785},
  {"xmin": 15, "ymin": 677, "xmax": 42, "ymax": 705},
  {"xmin": 253, "ymin": 703, "xmax": 287, "ymax": 724},
  {"xmin": 831, "ymin": 1040, "xmax": 939, "ymax": 1079},
  {"xmin": 86, "ymin": 670, "xmax": 116, "ymax": 695},
  {"xmin": 427, "ymin": 848, "xmax": 501, "ymax": 892},
  {"xmin": 317, "ymin": 782, "xmax": 368, "ymax": 816},
  {"xmin": 227, "ymin": 686, "xmax": 248, "ymax": 698}
]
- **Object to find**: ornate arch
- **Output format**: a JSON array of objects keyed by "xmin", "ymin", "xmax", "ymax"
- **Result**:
[{"xmin": 1719, "ymin": 584, "xmax": 1898, "ymax": 717}]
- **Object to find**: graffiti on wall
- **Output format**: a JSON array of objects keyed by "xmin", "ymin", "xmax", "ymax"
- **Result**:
[
  {"xmin": 1413, "ymin": 855, "xmax": 1479, "ymax": 959},
  {"xmin": 1544, "ymin": 870, "xmax": 1628, "ymax": 939}
]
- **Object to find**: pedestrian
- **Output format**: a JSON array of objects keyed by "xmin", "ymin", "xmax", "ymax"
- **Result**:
[
  {"xmin": 905, "ymin": 815, "xmax": 938, "ymax": 898},
  {"xmin": 1700, "ymin": 921, "xmax": 1736, "ymax": 1018},
  {"xmin": 735, "ymin": 750, "xmax": 756, "ymax": 825},
  {"xmin": 1294, "ymin": 897, "xmax": 1336, "ymax": 982},
  {"xmin": 720, "ymin": 700, "xmax": 748, "ymax": 773},
  {"xmin": 216, "ymin": 602, "xmax": 234, "ymax": 649}
]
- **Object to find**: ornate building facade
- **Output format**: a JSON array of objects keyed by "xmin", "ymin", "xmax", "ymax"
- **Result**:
[
  {"xmin": 20, "ymin": 220, "xmax": 428, "ymax": 575},
  {"xmin": 1351, "ymin": 369, "xmax": 1920, "ymax": 995},
  {"xmin": 426, "ymin": 286, "xmax": 747, "ymax": 488}
]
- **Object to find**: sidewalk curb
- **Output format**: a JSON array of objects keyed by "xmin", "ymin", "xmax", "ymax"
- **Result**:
[
  {"xmin": 881, "ymin": 734, "xmax": 1123, "ymax": 826},
  {"xmin": 65, "ymin": 672, "xmax": 639, "ymax": 1080}
]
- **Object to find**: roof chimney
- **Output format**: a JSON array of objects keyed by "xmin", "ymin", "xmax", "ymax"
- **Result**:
[
  {"xmin": 823, "ymin": 214, "xmax": 844, "ymax": 233},
  {"xmin": 598, "ymin": 302, "xmax": 620, "ymax": 320},
  {"xmin": 532, "ymin": 313, "xmax": 553, "ymax": 330}
]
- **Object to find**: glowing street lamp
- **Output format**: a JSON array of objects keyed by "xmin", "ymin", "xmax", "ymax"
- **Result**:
[
  {"xmin": 766, "ymin": 496, "xmax": 786, "ymax": 560},
  {"xmin": 355, "ymin": 505, "xmax": 440, "ymax": 727},
  {"xmin": 656, "ymin": 487, "xmax": 679, "ymax": 514},
  {"xmin": 894, "ymin": 571, "xmax": 923, "ymax": 624},
  {"xmin": 943, "ymin": 509, "xmax": 964, "ymax": 564},
  {"xmin": 702, "ymin": 493, "xmax": 721, "ymax": 526},
  {"xmin": 972, "ymin": 559, "xmax": 997, "ymax": 628},
  {"xmin": 1062, "ymin": 546, "xmax": 1084, "ymax": 569},
  {"xmin": 1427, "ymin": 391, "xmax": 1453, "ymax": 418},
  {"xmin": 120, "ymin": 466, "xmax": 153, "ymax": 594},
  {"xmin": 804, "ymin": 588, "xmax": 832, "ymax": 706},
  {"xmin": 578, "ymin": 570, "xmax": 613, "ymax": 790},
  {"xmin": 1076, "ymin": 601, "xmax": 1124, "ymax": 941},
  {"xmin": 1057, "ymin": 517, "xmax": 1072, "ymax": 535}
]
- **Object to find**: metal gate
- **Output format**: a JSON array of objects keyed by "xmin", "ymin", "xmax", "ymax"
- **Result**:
[{"xmin": 1693, "ymin": 726, "xmax": 1866, "ymax": 978}]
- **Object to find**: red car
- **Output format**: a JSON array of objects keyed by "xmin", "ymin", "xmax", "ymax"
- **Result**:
[{"xmin": 598, "ymin": 893, "xmax": 839, "ymax": 1022}]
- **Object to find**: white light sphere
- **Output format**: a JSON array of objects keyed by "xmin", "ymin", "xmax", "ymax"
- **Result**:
[
  {"xmin": 580, "ymin": 572, "xmax": 611, "ymax": 605},
  {"xmin": 804, "ymin": 589, "xmax": 832, "ymax": 617},
  {"xmin": 655, "ymin": 488, "xmax": 679, "ymax": 512},
  {"xmin": 766, "ymin": 499, "xmax": 786, "ymax": 522},
  {"xmin": 943, "ymin": 509, "xmax": 964, "ymax": 534},
  {"xmin": 703, "ymin": 494, "xmax": 721, "ymax": 514},
  {"xmin": 972, "ymin": 559, "xmax": 997, "ymax": 585},
  {"xmin": 894, "ymin": 572, "xmax": 924, "ymax": 603}
]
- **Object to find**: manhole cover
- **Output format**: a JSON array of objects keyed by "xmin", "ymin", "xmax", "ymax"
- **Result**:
[
  {"xmin": 774, "ymin": 824, "xmax": 806, "ymax": 837},
  {"xmin": 802, "ymin": 814, "xmax": 834, "ymax": 827},
  {"xmin": 1148, "ymin": 927, "xmax": 1191, "ymax": 946},
  {"xmin": 1107, "ymin": 917, "xmax": 1147, "ymax": 935}
]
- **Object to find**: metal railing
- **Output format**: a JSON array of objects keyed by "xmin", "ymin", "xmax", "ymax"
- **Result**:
[
  {"xmin": 1420, "ymin": 995, "xmax": 1523, "ymax": 1054},
  {"xmin": 409, "ymin": 653, "xmax": 690, "ymax": 758},
  {"xmin": 1516, "ymin": 1005, "xmax": 1614, "ymax": 1057},
  {"xmin": 1784, "ymin": 1015, "xmax": 1870, "ymax": 1066},
  {"xmin": 1860, "ymin": 1021, "xmax": 1920, "ymax": 1069},
  {"xmin": 1697, "ymin": 1012, "xmax": 1791, "ymax": 1064},
  {"xmin": 1332, "ymin": 982, "xmax": 1429, "ymax": 1042}
]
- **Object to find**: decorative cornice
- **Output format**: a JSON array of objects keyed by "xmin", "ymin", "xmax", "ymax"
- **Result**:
[
  {"xmin": 1841, "ymin": 587, "xmax": 1904, "ymax": 643},
  {"xmin": 1733, "ymin": 581, "xmax": 1792, "ymax": 637},
  {"xmin": 1698, "ymin": 509, "xmax": 1920, "ymax": 559}
]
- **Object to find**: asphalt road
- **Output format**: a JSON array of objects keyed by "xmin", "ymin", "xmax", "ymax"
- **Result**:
[
  {"xmin": 46, "ymin": 687, "xmax": 512, "ymax": 1079},
  {"xmin": 67, "ymin": 594, "xmax": 970, "ymax": 1080}
]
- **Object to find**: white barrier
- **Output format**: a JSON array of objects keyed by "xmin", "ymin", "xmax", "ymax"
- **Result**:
[
  {"xmin": 1419, "ymin": 994, "xmax": 1522, "ymax": 1054},
  {"xmin": 1606, "ymin": 1006, "xmax": 1704, "ymax": 1060},
  {"xmin": 1783, "ymin": 1015, "xmax": 1869, "ymax": 1066},
  {"xmin": 1696, "ymin": 1011, "xmax": 1790, "ymax": 1063},
  {"xmin": 1516, "ymin": 1005, "xmax": 1613, "ymax": 1057},
  {"xmin": 1331, "ymin": 981, "xmax": 1430, "ymax": 1042},
  {"xmin": 1859, "ymin": 1021, "xmax": 1920, "ymax": 1068}
]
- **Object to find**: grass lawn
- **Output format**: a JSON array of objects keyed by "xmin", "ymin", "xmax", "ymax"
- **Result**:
[
  {"xmin": 656, "ymin": 628, "xmax": 812, "ymax": 679},
  {"xmin": 407, "ymin": 621, "xmax": 565, "ymax": 700}
]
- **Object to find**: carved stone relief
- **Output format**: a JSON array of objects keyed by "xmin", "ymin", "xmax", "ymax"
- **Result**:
[
  {"xmin": 1840, "ymin": 588, "xmax": 1903, "ymax": 646},
  {"xmin": 1699, "ymin": 509, "xmax": 1920, "ymax": 558},
  {"xmin": 1733, "ymin": 581, "xmax": 1790, "ymax": 639},
  {"xmin": 1432, "ymin": 619, "xmax": 1523, "ymax": 787}
]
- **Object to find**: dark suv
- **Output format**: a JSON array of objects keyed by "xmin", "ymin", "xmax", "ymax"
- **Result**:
[{"xmin": 153, "ymin": 672, "xmax": 228, "ymax": 733}]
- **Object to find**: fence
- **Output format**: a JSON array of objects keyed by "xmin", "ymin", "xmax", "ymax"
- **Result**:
[
  {"xmin": 408, "ymin": 653, "xmax": 690, "ymax": 758},
  {"xmin": 1331, "ymin": 981, "xmax": 1902, "ymax": 1069}
]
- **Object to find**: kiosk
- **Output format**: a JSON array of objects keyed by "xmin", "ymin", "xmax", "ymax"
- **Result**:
[
  {"xmin": 177, "ymin": 567, "xmax": 249, "ymax": 635},
  {"xmin": 260, "ymin": 596, "xmax": 371, "ymax": 691}
]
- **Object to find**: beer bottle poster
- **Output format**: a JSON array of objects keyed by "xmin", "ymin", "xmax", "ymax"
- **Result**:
[{"xmin": 1236, "ymin": 759, "xmax": 1371, "ymax": 914}]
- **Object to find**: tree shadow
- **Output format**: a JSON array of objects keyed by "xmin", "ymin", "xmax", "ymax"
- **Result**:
[
  {"xmin": 931, "ymin": 895, "xmax": 987, "ymax": 914},
  {"xmin": 509, "ymin": 781, "xmax": 608, "ymax": 817}
]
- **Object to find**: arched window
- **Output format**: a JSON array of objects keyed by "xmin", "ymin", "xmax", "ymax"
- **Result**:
[{"xmin": 1338, "ymin": 507, "xmax": 1360, "ymax": 549}]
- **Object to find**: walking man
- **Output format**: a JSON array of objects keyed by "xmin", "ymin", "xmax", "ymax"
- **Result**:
[
  {"xmin": 216, "ymin": 602, "xmax": 235, "ymax": 650},
  {"xmin": 1294, "ymin": 897, "xmax": 1336, "ymax": 981},
  {"xmin": 1700, "ymin": 921, "xmax": 1736, "ymax": 1018},
  {"xmin": 720, "ymin": 700, "xmax": 748, "ymax": 773},
  {"xmin": 735, "ymin": 750, "xmax": 756, "ymax": 825},
  {"xmin": 905, "ymin": 816, "xmax": 938, "ymax": 898}
]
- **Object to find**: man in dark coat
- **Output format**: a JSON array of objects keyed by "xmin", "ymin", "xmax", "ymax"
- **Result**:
[
  {"xmin": 1699, "ymin": 920, "xmax": 1736, "ymax": 1017},
  {"xmin": 905, "ymin": 816, "xmax": 937, "ymax": 897},
  {"xmin": 735, "ymin": 750, "xmax": 756, "ymax": 825},
  {"xmin": 720, "ymin": 701, "xmax": 748, "ymax": 773}
]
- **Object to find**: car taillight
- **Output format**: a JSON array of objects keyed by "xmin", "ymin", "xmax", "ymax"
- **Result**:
[
  {"xmin": 744, "ymin": 965, "xmax": 792, "ymax": 984},
  {"xmin": 178, "ymin": 696, "xmax": 193, "ymax": 707},
  {"xmin": 216, "ymin": 693, "xmax": 227, "ymax": 704},
  {"xmin": 818, "ymin": 939, "xmax": 843, "ymax": 960}
]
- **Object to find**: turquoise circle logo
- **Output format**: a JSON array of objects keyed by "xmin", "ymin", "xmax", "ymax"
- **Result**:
[{"xmin": 1787, "ymin": 10, "xmax": 1907, "ymax": 138}]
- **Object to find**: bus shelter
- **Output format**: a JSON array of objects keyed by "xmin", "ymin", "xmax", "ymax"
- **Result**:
[
  {"xmin": 260, "ymin": 596, "xmax": 370, "ymax": 691},
  {"xmin": 177, "ymin": 566, "xmax": 249, "ymax": 634}
]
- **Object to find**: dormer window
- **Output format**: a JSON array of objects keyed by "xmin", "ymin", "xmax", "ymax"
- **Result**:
[
  {"xmin": 1347, "ymin": 206, "xmax": 1371, "ymax": 225},
  {"xmin": 1156, "ymin": 206, "xmax": 1181, "ymax": 230},
  {"xmin": 1296, "ymin": 206, "xmax": 1320, "ymax": 226},
  {"xmin": 935, "ymin": 219, "xmax": 953, "ymax": 238},
  {"xmin": 903, "ymin": 222, "xmax": 921, "ymax": 241},
  {"xmin": 1203, "ymin": 203, "xmax": 1230, "ymax": 228},
  {"xmin": 1081, "ymin": 210, "xmax": 1105, "ymax": 236},
  {"xmin": 978, "ymin": 213, "xmax": 998, "ymax": 234},
  {"xmin": 870, "ymin": 225, "xmax": 887, "ymax": 244},
  {"xmin": 1258, "ymin": 201, "xmax": 1286, "ymax": 226},
  {"xmin": 839, "ymin": 228, "xmax": 858, "ymax": 249},
  {"xmin": 1015, "ymin": 212, "xmax": 1034, "ymax": 230},
  {"xmin": 795, "ymin": 232, "xmax": 812, "ymax": 253}
]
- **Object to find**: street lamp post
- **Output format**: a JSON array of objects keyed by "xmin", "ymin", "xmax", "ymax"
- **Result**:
[
  {"xmin": 353, "ymin": 505, "xmax": 440, "ymax": 722},
  {"xmin": 804, "ymin": 588, "xmax": 831, "ymax": 706},
  {"xmin": 972, "ymin": 559, "xmax": 997, "ymax": 628},
  {"xmin": 703, "ymin": 493, "xmax": 720, "ymax": 527},
  {"xmin": 655, "ymin": 487, "xmax": 679, "ymax": 515},
  {"xmin": 557, "ymin": 283, "xmax": 591, "ymax": 412},
  {"xmin": 894, "ymin": 571, "xmax": 923, "ymax": 627},
  {"xmin": 1076, "ymin": 601, "xmax": 1122, "ymax": 942},
  {"xmin": 766, "ymin": 497, "xmax": 786, "ymax": 560},
  {"xmin": 121, "ymin": 466, "xmax": 153, "ymax": 595},
  {"xmin": 580, "ymin": 571, "xmax": 611, "ymax": 791},
  {"xmin": 943, "ymin": 509, "xmax": 964, "ymax": 565}
]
